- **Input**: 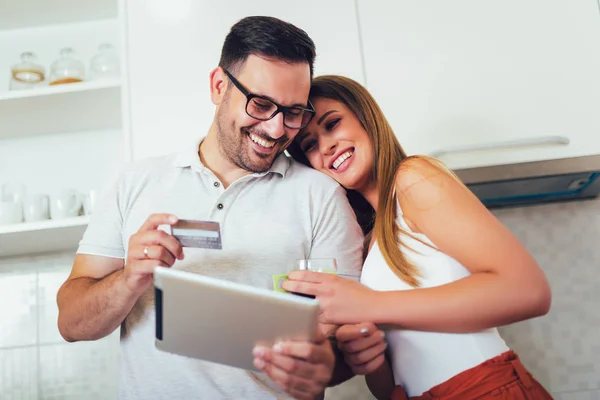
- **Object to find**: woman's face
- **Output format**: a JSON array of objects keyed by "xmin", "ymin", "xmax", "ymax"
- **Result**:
[{"xmin": 296, "ymin": 98, "xmax": 374, "ymax": 191}]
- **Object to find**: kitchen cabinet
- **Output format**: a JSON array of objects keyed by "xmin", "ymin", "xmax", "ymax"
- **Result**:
[
  {"xmin": 0, "ymin": 0, "xmax": 128, "ymax": 258},
  {"xmin": 125, "ymin": 0, "xmax": 365, "ymax": 160},
  {"xmin": 0, "ymin": 6, "xmax": 123, "ymax": 139},
  {"xmin": 358, "ymin": 0, "xmax": 600, "ymax": 170}
]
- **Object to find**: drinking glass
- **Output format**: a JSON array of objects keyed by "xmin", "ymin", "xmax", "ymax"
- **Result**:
[
  {"xmin": 288, "ymin": 258, "xmax": 338, "ymax": 298},
  {"xmin": 296, "ymin": 258, "xmax": 338, "ymax": 274}
]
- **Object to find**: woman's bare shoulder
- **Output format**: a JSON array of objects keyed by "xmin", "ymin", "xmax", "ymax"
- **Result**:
[{"xmin": 394, "ymin": 156, "xmax": 463, "ymax": 211}]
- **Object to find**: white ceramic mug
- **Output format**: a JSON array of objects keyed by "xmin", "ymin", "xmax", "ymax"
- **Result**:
[
  {"xmin": 2, "ymin": 182, "xmax": 25, "ymax": 204},
  {"xmin": 24, "ymin": 194, "xmax": 50, "ymax": 222},
  {"xmin": 82, "ymin": 189, "xmax": 98, "ymax": 215},
  {"xmin": 0, "ymin": 201, "xmax": 23, "ymax": 225},
  {"xmin": 50, "ymin": 189, "xmax": 82, "ymax": 220}
]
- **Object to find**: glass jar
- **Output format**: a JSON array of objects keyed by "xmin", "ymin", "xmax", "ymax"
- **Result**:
[
  {"xmin": 10, "ymin": 52, "xmax": 46, "ymax": 90},
  {"xmin": 49, "ymin": 47, "xmax": 85, "ymax": 85},
  {"xmin": 89, "ymin": 43, "xmax": 120, "ymax": 80}
]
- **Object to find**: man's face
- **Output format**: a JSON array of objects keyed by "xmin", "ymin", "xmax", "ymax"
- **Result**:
[{"xmin": 213, "ymin": 55, "xmax": 311, "ymax": 173}]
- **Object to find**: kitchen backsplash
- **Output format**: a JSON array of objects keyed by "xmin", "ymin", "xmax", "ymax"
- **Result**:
[
  {"xmin": 0, "ymin": 198, "xmax": 598, "ymax": 399},
  {"xmin": 328, "ymin": 198, "xmax": 600, "ymax": 400},
  {"xmin": 493, "ymin": 198, "xmax": 600, "ymax": 400}
]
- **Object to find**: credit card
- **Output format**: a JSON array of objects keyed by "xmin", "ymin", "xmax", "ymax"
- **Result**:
[{"xmin": 169, "ymin": 220, "xmax": 222, "ymax": 249}]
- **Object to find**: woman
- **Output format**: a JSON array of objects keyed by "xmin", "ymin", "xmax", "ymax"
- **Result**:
[{"xmin": 284, "ymin": 75, "xmax": 553, "ymax": 399}]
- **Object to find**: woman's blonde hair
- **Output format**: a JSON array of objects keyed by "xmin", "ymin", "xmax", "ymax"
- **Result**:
[{"xmin": 288, "ymin": 75, "xmax": 425, "ymax": 286}]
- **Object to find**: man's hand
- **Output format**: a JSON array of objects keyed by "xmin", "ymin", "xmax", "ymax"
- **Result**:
[
  {"xmin": 252, "ymin": 332, "xmax": 335, "ymax": 400},
  {"xmin": 336, "ymin": 323, "xmax": 387, "ymax": 375},
  {"xmin": 123, "ymin": 213, "xmax": 183, "ymax": 292}
]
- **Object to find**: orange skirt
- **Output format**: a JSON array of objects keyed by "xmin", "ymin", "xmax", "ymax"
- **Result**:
[{"xmin": 391, "ymin": 351, "xmax": 553, "ymax": 400}]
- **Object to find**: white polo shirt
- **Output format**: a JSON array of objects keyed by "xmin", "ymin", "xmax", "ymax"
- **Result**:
[{"xmin": 77, "ymin": 146, "xmax": 364, "ymax": 400}]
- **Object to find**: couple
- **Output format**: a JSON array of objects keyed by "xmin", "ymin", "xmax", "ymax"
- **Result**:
[{"xmin": 56, "ymin": 15, "xmax": 553, "ymax": 400}]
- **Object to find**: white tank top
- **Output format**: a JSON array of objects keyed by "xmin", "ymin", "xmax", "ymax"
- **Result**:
[{"xmin": 360, "ymin": 203, "xmax": 509, "ymax": 397}]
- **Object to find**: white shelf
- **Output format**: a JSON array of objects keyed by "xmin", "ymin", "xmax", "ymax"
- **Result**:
[
  {"xmin": 0, "ymin": 79, "xmax": 122, "ymax": 139},
  {"xmin": 0, "ymin": 216, "xmax": 89, "ymax": 258},
  {"xmin": 0, "ymin": 78, "xmax": 120, "ymax": 101},
  {"xmin": 0, "ymin": 0, "xmax": 117, "ymax": 31}
]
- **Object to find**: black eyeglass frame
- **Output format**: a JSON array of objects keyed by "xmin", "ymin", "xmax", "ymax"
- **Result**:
[{"xmin": 223, "ymin": 69, "xmax": 316, "ymax": 130}]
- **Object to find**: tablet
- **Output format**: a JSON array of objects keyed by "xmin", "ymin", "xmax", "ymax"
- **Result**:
[{"xmin": 153, "ymin": 266, "xmax": 320, "ymax": 371}]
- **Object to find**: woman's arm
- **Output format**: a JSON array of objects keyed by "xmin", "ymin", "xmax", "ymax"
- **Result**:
[
  {"xmin": 371, "ymin": 157, "xmax": 551, "ymax": 332},
  {"xmin": 331, "ymin": 323, "xmax": 397, "ymax": 399},
  {"xmin": 365, "ymin": 358, "xmax": 397, "ymax": 400}
]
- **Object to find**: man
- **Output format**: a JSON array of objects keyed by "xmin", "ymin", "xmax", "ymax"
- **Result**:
[{"xmin": 57, "ymin": 16, "xmax": 365, "ymax": 400}]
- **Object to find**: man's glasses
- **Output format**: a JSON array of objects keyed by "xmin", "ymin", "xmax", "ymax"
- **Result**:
[{"xmin": 224, "ymin": 69, "xmax": 315, "ymax": 130}]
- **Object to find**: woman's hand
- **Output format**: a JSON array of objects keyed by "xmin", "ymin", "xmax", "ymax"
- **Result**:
[
  {"xmin": 335, "ymin": 323, "xmax": 387, "ymax": 375},
  {"xmin": 282, "ymin": 271, "xmax": 380, "ymax": 324}
]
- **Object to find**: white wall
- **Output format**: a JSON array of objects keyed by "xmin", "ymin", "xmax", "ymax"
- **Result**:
[
  {"xmin": 0, "ymin": 128, "xmax": 125, "ymax": 198},
  {"xmin": 125, "ymin": 0, "xmax": 365, "ymax": 160}
]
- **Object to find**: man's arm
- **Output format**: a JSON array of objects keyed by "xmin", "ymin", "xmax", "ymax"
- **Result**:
[
  {"xmin": 312, "ymin": 185, "xmax": 365, "ymax": 387},
  {"xmin": 57, "ymin": 214, "xmax": 183, "ymax": 342},
  {"xmin": 310, "ymin": 185, "xmax": 364, "ymax": 277},
  {"xmin": 58, "ymin": 255, "xmax": 138, "ymax": 341}
]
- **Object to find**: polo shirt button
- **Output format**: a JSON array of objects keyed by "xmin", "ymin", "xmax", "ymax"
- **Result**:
[
  {"xmin": 217, "ymin": 203, "xmax": 224, "ymax": 210},
  {"xmin": 214, "ymin": 182, "xmax": 220, "ymax": 188}
]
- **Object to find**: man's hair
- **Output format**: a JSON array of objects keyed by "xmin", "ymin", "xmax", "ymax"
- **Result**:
[{"xmin": 219, "ymin": 16, "xmax": 316, "ymax": 77}]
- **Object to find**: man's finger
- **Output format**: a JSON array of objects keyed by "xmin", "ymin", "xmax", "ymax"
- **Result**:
[
  {"xmin": 139, "ymin": 213, "xmax": 178, "ymax": 232},
  {"xmin": 255, "ymin": 359, "xmax": 315, "ymax": 395},
  {"xmin": 319, "ymin": 323, "xmax": 339, "ymax": 338},
  {"xmin": 141, "ymin": 230, "xmax": 183, "ymax": 260},
  {"xmin": 314, "ymin": 325, "xmax": 330, "ymax": 344},
  {"xmin": 272, "ymin": 341, "xmax": 323, "ymax": 363},
  {"xmin": 336, "ymin": 323, "xmax": 377, "ymax": 343},
  {"xmin": 262, "ymin": 351, "xmax": 317, "ymax": 379},
  {"xmin": 138, "ymin": 245, "xmax": 176, "ymax": 266},
  {"xmin": 138, "ymin": 260, "xmax": 169, "ymax": 273}
]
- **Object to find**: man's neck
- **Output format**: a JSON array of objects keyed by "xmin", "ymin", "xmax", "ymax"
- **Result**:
[
  {"xmin": 360, "ymin": 182, "xmax": 380, "ymax": 212},
  {"xmin": 198, "ymin": 130, "xmax": 252, "ymax": 188}
]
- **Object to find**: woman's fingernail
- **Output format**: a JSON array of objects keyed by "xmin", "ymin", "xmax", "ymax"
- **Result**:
[
  {"xmin": 273, "ymin": 343, "xmax": 282, "ymax": 353},
  {"xmin": 380, "ymin": 331, "xmax": 385, "ymax": 338},
  {"xmin": 169, "ymin": 215, "xmax": 178, "ymax": 224},
  {"xmin": 254, "ymin": 358, "xmax": 265, "ymax": 369},
  {"xmin": 360, "ymin": 327, "xmax": 369, "ymax": 335},
  {"xmin": 252, "ymin": 347, "xmax": 264, "ymax": 357}
]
